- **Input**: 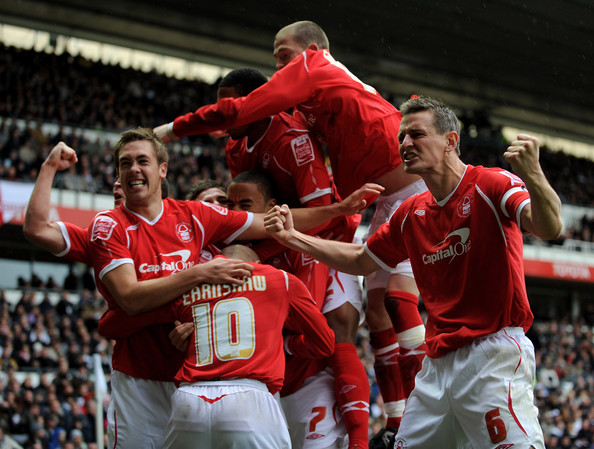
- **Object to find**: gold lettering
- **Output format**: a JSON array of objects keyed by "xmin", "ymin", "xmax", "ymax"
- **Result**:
[
  {"xmin": 201, "ymin": 284, "xmax": 212, "ymax": 299},
  {"xmin": 253, "ymin": 276, "xmax": 266, "ymax": 291},
  {"xmin": 191, "ymin": 286, "xmax": 201, "ymax": 303},
  {"xmin": 182, "ymin": 292, "xmax": 191, "ymax": 306}
]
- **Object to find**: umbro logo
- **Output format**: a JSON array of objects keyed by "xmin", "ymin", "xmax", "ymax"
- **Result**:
[
  {"xmin": 414, "ymin": 210, "xmax": 425, "ymax": 216},
  {"xmin": 306, "ymin": 433, "xmax": 325, "ymax": 440},
  {"xmin": 494, "ymin": 444, "xmax": 515, "ymax": 449}
]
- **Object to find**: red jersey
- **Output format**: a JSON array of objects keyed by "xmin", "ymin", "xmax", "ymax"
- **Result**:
[
  {"xmin": 226, "ymin": 112, "xmax": 333, "ymax": 208},
  {"xmin": 173, "ymin": 49, "xmax": 402, "ymax": 198},
  {"xmin": 56, "ymin": 222, "xmax": 89, "ymax": 263},
  {"xmin": 228, "ymin": 110, "xmax": 358, "ymax": 261},
  {"xmin": 171, "ymin": 258, "xmax": 335, "ymax": 394},
  {"xmin": 365, "ymin": 165, "xmax": 533, "ymax": 358},
  {"xmin": 84, "ymin": 198, "xmax": 252, "ymax": 381}
]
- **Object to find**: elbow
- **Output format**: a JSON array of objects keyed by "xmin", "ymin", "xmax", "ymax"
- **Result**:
[
  {"xmin": 547, "ymin": 220, "xmax": 564, "ymax": 241},
  {"xmin": 538, "ymin": 218, "xmax": 564, "ymax": 241},
  {"xmin": 320, "ymin": 331, "xmax": 336, "ymax": 358},
  {"xmin": 116, "ymin": 298, "xmax": 143, "ymax": 316},
  {"xmin": 22, "ymin": 223, "xmax": 40, "ymax": 245},
  {"xmin": 321, "ymin": 339, "xmax": 335, "ymax": 358}
]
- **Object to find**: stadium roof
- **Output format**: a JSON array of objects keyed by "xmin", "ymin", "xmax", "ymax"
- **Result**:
[{"xmin": 1, "ymin": 0, "xmax": 594, "ymax": 146}]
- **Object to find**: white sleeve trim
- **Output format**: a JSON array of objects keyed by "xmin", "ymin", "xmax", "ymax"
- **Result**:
[
  {"xmin": 167, "ymin": 122, "xmax": 176, "ymax": 139},
  {"xmin": 516, "ymin": 198, "xmax": 531, "ymax": 230},
  {"xmin": 363, "ymin": 242, "xmax": 393, "ymax": 272},
  {"xmin": 224, "ymin": 212, "xmax": 254, "ymax": 244},
  {"xmin": 53, "ymin": 222, "xmax": 71, "ymax": 257},
  {"xmin": 300, "ymin": 188, "xmax": 332, "ymax": 204},
  {"xmin": 499, "ymin": 187, "xmax": 525, "ymax": 219},
  {"xmin": 99, "ymin": 258, "xmax": 134, "ymax": 280}
]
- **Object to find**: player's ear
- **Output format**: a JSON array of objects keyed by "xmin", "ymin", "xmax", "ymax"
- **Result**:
[
  {"xmin": 308, "ymin": 43, "xmax": 319, "ymax": 51},
  {"xmin": 445, "ymin": 131, "xmax": 459, "ymax": 155}
]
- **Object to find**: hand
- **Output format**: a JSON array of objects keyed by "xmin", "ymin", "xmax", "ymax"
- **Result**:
[
  {"xmin": 264, "ymin": 204, "xmax": 294, "ymax": 242},
  {"xmin": 169, "ymin": 320, "xmax": 193, "ymax": 352},
  {"xmin": 336, "ymin": 183, "xmax": 385, "ymax": 215},
  {"xmin": 194, "ymin": 257, "xmax": 254, "ymax": 285},
  {"xmin": 153, "ymin": 124, "xmax": 175, "ymax": 144},
  {"xmin": 44, "ymin": 142, "xmax": 78, "ymax": 171},
  {"xmin": 503, "ymin": 134, "xmax": 543, "ymax": 181}
]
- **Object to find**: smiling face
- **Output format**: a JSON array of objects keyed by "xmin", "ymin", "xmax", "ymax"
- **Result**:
[
  {"xmin": 117, "ymin": 140, "xmax": 167, "ymax": 208},
  {"xmin": 398, "ymin": 110, "xmax": 452, "ymax": 175}
]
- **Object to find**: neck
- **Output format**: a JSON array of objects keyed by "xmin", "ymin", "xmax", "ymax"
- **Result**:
[
  {"xmin": 424, "ymin": 159, "xmax": 467, "ymax": 202},
  {"xmin": 246, "ymin": 117, "xmax": 272, "ymax": 147},
  {"xmin": 125, "ymin": 195, "xmax": 163, "ymax": 221}
]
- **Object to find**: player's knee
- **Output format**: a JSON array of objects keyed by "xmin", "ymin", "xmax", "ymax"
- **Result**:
[{"xmin": 325, "ymin": 304, "xmax": 358, "ymax": 343}]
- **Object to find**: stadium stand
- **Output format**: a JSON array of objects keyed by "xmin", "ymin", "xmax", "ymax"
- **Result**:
[{"xmin": 1, "ymin": 42, "xmax": 593, "ymax": 448}]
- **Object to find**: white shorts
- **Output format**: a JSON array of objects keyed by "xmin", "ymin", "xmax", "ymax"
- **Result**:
[
  {"xmin": 323, "ymin": 268, "xmax": 365, "ymax": 326},
  {"xmin": 162, "ymin": 379, "xmax": 291, "ymax": 449},
  {"xmin": 107, "ymin": 370, "xmax": 176, "ymax": 449},
  {"xmin": 281, "ymin": 370, "xmax": 348, "ymax": 449},
  {"xmin": 364, "ymin": 179, "xmax": 427, "ymax": 290},
  {"xmin": 395, "ymin": 328, "xmax": 545, "ymax": 449}
]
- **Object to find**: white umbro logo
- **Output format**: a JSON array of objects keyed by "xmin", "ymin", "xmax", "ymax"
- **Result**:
[{"xmin": 414, "ymin": 210, "xmax": 425, "ymax": 216}]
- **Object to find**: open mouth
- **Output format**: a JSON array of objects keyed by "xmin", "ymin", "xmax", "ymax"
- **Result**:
[{"xmin": 403, "ymin": 152, "xmax": 417, "ymax": 162}]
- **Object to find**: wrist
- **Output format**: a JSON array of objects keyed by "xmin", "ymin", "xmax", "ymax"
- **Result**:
[{"xmin": 167, "ymin": 122, "xmax": 178, "ymax": 140}]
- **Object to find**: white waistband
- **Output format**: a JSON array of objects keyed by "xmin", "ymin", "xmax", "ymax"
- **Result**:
[{"xmin": 179, "ymin": 378, "xmax": 268, "ymax": 392}]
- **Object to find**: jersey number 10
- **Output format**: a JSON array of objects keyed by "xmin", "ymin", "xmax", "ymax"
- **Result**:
[{"xmin": 192, "ymin": 298, "xmax": 256, "ymax": 366}]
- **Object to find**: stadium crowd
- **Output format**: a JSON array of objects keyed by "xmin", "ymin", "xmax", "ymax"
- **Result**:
[
  {"xmin": 0, "ymin": 281, "xmax": 593, "ymax": 448},
  {"xmin": 1, "ymin": 42, "xmax": 594, "ymax": 212},
  {"xmin": 1, "ymin": 38, "xmax": 593, "ymax": 449}
]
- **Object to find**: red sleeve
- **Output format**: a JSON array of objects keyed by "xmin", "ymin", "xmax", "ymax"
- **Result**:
[
  {"xmin": 283, "ymin": 273, "xmax": 335, "ymax": 358},
  {"xmin": 98, "ymin": 305, "xmax": 175, "ymax": 339},
  {"xmin": 484, "ymin": 168, "xmax": 531, "ymax": 228},
  {"xmin": 365, "ymin": 208, "xmax": 409, "ymax": 270},
  {"xmin": 173, "ymin": 52, "xmax": 315, "ymax": 138},
  {"xmin": 87, "ymin": 213, "xmax": 132, "ymax": 283},
  {"xmin": 190, "ymin": 201, "xmax": 252, "ymax": 246},
  {"xmin": 55, "ymin": 222, "xmax": 89, "ymax": 264}
]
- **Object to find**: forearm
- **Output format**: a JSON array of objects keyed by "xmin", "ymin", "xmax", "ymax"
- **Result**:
[
  {"xmin": 280, "ymin": 230, "xmax": 375, "ymax": 276},
  {"xmin": 240, "ymin": 204, "xmax": 344, "ymax": 242},
  {"xmin": 23, "ymin": 163, "xmax": 67, "ymax": 253},
  {"xmin": 103, "ymin": 258, "xmax": 253, "ymax": 315},
  {"xmin": 523, "ymin": 171, "xmax": 563, "ymax": 240}
]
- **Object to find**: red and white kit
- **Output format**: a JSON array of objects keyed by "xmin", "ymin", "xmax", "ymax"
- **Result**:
[
  {"xmin": 365, "ymin": 165, "xmax": 544, "ymax": 448},
  {"xmin": 82, "ymin": 199, "xmax": 252, "ymax": 448},
  {"xmin": 162, "ymin": 259, "xmax": 334, "ymax": 449}
]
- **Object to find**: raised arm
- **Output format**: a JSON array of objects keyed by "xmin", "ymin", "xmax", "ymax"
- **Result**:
[
  {"xmin": 264, "ymin": 204, "xmax": 380, "ymax": 276},
  {"xmin": 154, "ymin": 52, "xmax": 316, "ymax": 144},
  {"xmin": 23, "ymin": 142, "xmax": 78, "ymax": 253},
  {"xmin": 504, "ymin": 134, "xmax": 563, "ymax": 240}
]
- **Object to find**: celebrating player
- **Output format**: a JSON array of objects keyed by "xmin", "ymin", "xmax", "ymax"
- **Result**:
[
  {"xmin": 264, "ymin": 96, "xmax": 562, "ymax": 449},
  {"xmin": 154, "ymin": 22, "xmax": 428, "ymax": 445}
]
